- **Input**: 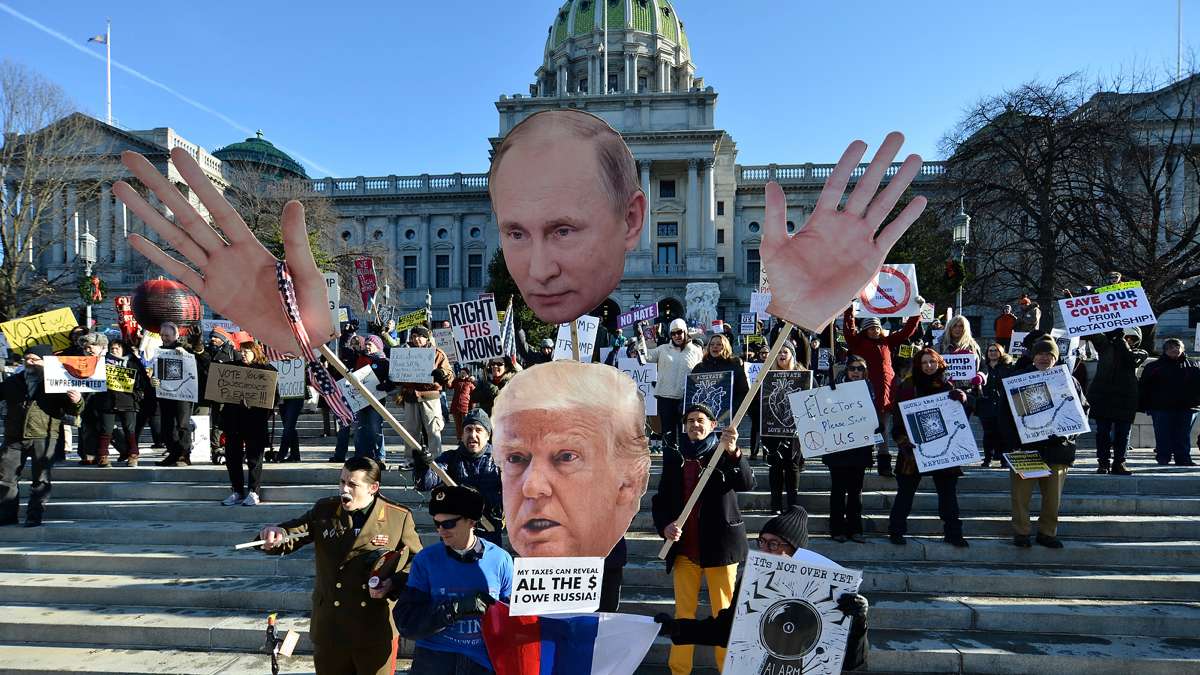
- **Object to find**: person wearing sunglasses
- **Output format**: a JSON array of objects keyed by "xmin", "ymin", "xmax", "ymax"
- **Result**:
[
  {"xmin": 394, "ymin": 483, "xmax": 513, "ymax": 675},
  {"xmin": 645, "ymin": 318, "xmax": 704, "ymax": 453},
  {"xmin": 470, "ymin": 356, "xmax": 521, "ymax": 417},
  {"xmin": 822, "ymin": 355, "xmax": 878, "ymax": 543},
  {"xmin": 654, "ymin": 507, "xmax": 870, "ymax": 671}
]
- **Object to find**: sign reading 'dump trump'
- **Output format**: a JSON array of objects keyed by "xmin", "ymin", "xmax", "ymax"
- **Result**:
[
  {"xmin": 509, "ymin": 556, "xmax": 604, "ymax": 617},
  {"xmin": 553, "ymin": 315, "xmax": 600, "ymax": 362},
  {"xmin": 760, "ymin": 370, "xmax": 814, "ymax": 438},
  {"xmin": 790, "ymin": 380, "xmax": 876, "ymax": 459},
  {"xmin": 1003, "ymin": 365, "xmax": 1089, "ymax": 444},
  {"xmin": 448, "ymin": 298, "xmax": 503, "ymax": 364},
  {"xmin": 617, "ymin": 303, "xmax": 659, "ymax": 330},
  {"xmin": 270, "ymin": 358, "xmax": 307, "ymax": 400},
  {"xmin": 855, "ymin": 263, "xmax": 921, "ymax": 318},
  {"xmin": 898, "ymin": 392, "xmax": 980, "ymax": 473},
  {"xmin": 723, "ymin": 550, "xmax": 863, "ymax": 675},
  {"xmin": 43, "ymin": 356, "xmax": 107, "ymax": 393},
  {"xmin": 205, "ymin": 363, "xmax": 278, "ymax": 409},
  {"xmin": 1058, "ymin": 282, "xmax": 1156, "ymax": 337},
  {"xmin": 685, "ymin": 370, "xmax": 735, "ymax": 430},
  {"xmin": 388, "ymin": 347, "xmax": 436, "ymax": 383}
]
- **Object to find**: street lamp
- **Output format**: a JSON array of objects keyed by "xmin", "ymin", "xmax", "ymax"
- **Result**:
[
  {"xmin": 79, "ymin": 223, "xmax": 98, "ymax": 328},
  {"xmin": 951, "ymin": 201, "xmax": 971, "ymax": 314}
]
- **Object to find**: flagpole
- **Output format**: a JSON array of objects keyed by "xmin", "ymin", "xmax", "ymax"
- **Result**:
[{"xmin": 105, "ymin": 18, "xmax": 112, "ymax": 125}]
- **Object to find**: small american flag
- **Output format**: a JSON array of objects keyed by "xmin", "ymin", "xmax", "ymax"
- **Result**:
[{"xmin": 499, "ymin": 297, "xmax": 515, "ymax": 358}]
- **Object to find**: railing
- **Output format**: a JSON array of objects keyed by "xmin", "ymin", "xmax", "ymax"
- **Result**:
[
  {"xmin": 308, "ymin": 172, "xmax": 490, "ymax": 196},
  {"xmin": 652, "ymin": 263, "xmax": 687, "ymax": 276},
  {"xmin": 736, "ymin": 161, "xmax": 946, "ymax": 186}
]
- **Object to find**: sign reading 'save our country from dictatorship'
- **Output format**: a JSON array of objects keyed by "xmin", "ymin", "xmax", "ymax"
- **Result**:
[{"xmin": 1057, "ymin": 281, "xmax": 1156, "ymax": 337}]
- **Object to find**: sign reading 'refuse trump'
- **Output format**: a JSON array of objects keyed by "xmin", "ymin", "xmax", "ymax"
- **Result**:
[
  {"xmin": 898, "ymin": 392, "xmax": 980, "ymax": 473},
  {"xmin": 1057, "ymin": 282, "xmax": 1157, "ymax": 337},
  {"xmin": 448, "ymin": 298, "xmax": 503, "ymax": 364}
]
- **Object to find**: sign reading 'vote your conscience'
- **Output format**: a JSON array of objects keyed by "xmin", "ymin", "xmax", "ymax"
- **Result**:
[
  {"xmin": 448, "ymin": 298, "xmax": 503, "ymax": 364},
  {"xmin": 0, "ymin": 307, "xmax": 77, "ymax": 355},
  {"xmin": 205, "ymin": 363, "xmax": 278, "ymax": 409},
  {"xmin": 1057, "ymin": 281, "xmax": 1157, "ymax": 337},
  {"xmin": 790, "ymin": 379, "xmax": 876, "ymax": 459}
]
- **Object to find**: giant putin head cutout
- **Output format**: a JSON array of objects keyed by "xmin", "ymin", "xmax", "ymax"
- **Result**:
[{"xmin": 489, "ymin": 110, "xmax": 646, "ymax": 325}]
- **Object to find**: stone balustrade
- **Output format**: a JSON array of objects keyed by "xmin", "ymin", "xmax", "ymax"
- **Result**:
[
  {"xmin": 308, "ymin": 172, "xmax": 489, "ymax": 196},
  {"xmin": 737, "ymin": 161, "xmax": 947, "ymax": 186}
]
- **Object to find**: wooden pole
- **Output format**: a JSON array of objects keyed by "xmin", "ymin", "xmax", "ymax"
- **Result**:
[{"xmin": 569, "ymin": 320, "xmax": 580, "ymax": 361}]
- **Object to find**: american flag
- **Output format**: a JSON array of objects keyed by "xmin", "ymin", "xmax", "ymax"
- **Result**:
[{"xmin": 499, "ymin": 297, "xmax": 516, "ymax": 358}]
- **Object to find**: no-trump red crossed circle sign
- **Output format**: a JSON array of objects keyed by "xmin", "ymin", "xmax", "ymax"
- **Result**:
[{"xmin": 858, "ymin": 265, "xmax": 912, "ymax": 315}]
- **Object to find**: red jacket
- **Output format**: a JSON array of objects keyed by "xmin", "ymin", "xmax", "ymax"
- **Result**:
[
  {"xmin": 842, "ymin": 307, "xmax": 922, "ymax": 414},
  {"xmin": 450, "ymin": 377, "xmax": 475, "ymax": 415}
]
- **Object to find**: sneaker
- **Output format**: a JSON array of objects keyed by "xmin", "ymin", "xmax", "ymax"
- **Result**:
[
  {"xmin": 888, "ymin": 534, "xmax": 906, "ymax": 546},
  {"xmin": 242, "ymin": 492, "xmax": 260, "ymax": 506},
  {"xmin": 124, "ymin": 457, "xmax": 139, "ymax": 468},
  {"xmin": 1035, "ymin": 533, "xmax": 1064, "ymax": 549},
  {"xmin": 944, "ymin": 536, "xmax": 970, "ymax": 548},
  {"xmin": 1013, "ymin": 535, "xmax": 1032, "ymax": 548},
  {"xmin": 222, "ymin": 492, "xmax": 243, "ymax": 506},
  {"xmin": 1110, "ymin": 463, "xmax": 1133, "ymax": 476}
]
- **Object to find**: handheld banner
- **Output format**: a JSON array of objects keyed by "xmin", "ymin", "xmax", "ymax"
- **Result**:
[
  {"xmin": 898, "ymin": 344, "xmax": 915, "ymax": 359},
  {"xmin": 509, "ymin": 557, "xmax": 604, "ymax": 617},
  {"xmin": 739, "ymin": 312, "xmax": 757, "ymax": 335},
  {"xmin": 114, "ymin": 296, "xmax": 139, "ymax": 343},
  {"xmin": 0, "ymin": 307, "xmax": 77, "ymax": 355},
  {"xmin": 553, "ymin": 315, "xmax": 600, "ymax": 363},
  {"xmin": 43, "ymin": 356, "xmax": 107, "ymax": 393},
  {"xmin": 354, "ymin": 257, "xmax": 378, "ymax": 311},
  {"xmin": 931, "ymin": 329, "xmax": 944, "ymax": 346},
  {"xmin": 1003, "ymin": 365, "xmax": 1088, "ymax": 444},
  {"xmin": 388, "ymin": 347, "xmax": 436, "ymax": 383},
  {"xmin": 750, "ymin": 292, "xmax": 772, "ymax": 319},
  {"xmin": 1005, "ymin": 450, "xmax": 1052, "ymax": 479},
  {"xmin": 448, "ymin": 298, "xmax": 503, "ymax": 364},
  {"xmin": 431, "ymin": 327, "xmax": 459, "ymax": 363},
  {"xmin": 105, "ymin": 364, "xmax": 137, "ymax": 394},
  {"xmin": 943, "ymin": 353, "xmax": 978, "ymax": 382},
  {"xmin": 817, "ymin": 348, "xmax": 831, "ymax": 370},
  {"xmin": 745, "ymin": 362, "xmax": 764, "ymax": 387},
  {"xmin": 920, "ymin": 302, "xmax": 935, "ymax": 323},
  {"xmin": 337, "ymin": 364, "xmax": 379, "ymax": 413},
  {"xmin": 1058, "ymin": 283, "xmax": 1156, "ymax": 337},
  {"xmin": 271, "ymin": 358, "xmax": 307, "ymax": 400},
  {"xmin": 394, "ymin": 308, "xmax": 429, "ymax": 332},
  {"xmin": 205, "ymin": 363, "xmax": 278, "ymax": 409},
  {"xmin": 617, "ymin": 358, "xmax": 658, "ymax": 416},
  {"xmin": 790, "ymin": 380, "xmax": 876, "ymax": 459},
  {"xmin": 685, "ymin": 370, "xmax": 735, "ymax": 430},
  {"xmin": 617, "ymin": 303, "xmax": 659, "ymax": 329},
  {"xmin": 1049, "ymin": 328, "xmax": 1081, "ymax": 373},
  {"xmin": 760, "ymin": 370, "xmax": 814, "ymax": 438},
  {"xmin": 855, "ymin": 263, "xmax": 921, "ymax": 318},
  {"xmin": 200, "ymin": 319, "xmax": 239, "ymax": 338},
  {"xmin": 1009, "ymin": 331, "xmax": 1029, "ymax": 356},
  {"xmin": 154, "ymin": 350, "xmax": 198, "ymax": 402},
  {"xmin": 723, "ymin": 549, "xmax": 862, "ymax": 675},
  {"xmin": 898, "ymin": 392, "xmax": 980, "ymax": 473}
]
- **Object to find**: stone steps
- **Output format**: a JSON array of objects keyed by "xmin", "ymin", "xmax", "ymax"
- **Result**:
[{"xmin": 0, "ymin": 643, "xmax": 322, "ymax": 674}]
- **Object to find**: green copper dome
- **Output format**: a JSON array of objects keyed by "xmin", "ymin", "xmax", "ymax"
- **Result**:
[
  {"xmin": 213, "ymin": 130, "xmax": 308, "ymax": 179},
  {"xmin": 546, "ymin": 0, "xmax": 690, "ymax": 57}
]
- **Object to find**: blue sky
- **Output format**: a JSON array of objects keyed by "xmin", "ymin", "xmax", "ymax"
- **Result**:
[{"xmin": 0, "ymin": 1, "xmax": 1192, "ymax": 178}]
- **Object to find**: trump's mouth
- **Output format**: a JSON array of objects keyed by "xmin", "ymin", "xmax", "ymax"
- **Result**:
[{"xmin": 522, "ymin": 518, "xmax": 561, "ymax": 532}]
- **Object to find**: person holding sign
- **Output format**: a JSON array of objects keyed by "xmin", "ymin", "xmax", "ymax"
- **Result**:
[
  {"xmin": 689, "ymin": 333, "xmax": 751, "ymax": 427},
  {"xmin": 652, "ymin": 403, "xmax": 755, "ymax": 675},
  {"xmin": 1138, "ymin": 338, "xmax": 1200, "ymax": 466},
  {"xmin": 644, "ymin": 318, "xmax": 704, "ymax": 453},
  {"xmin": 978, "ymin": 343, "xmax": 1018, "ymax": 468},
  {"xmin": 394, "ymin": 484, "xmax": 513, "ymax": 675},
  {"xmin": 823, "ymin": 356, "xmax": 878, "ymax": 543},
  {"xmin": 888, "ymin": 348, "xmax": 971, "ymax": 548},
  {"xmin": 999, "ymin": 338, "xmax": 1089, "ymax": 549},
  {"xmin": 1083, "ymin": 328, "xmax": 1148, "ymax": 476},
  {"xmin": 759, "ymin": 343, "xmax": 808, "ymax": 513},
  {"xmin": 936, "ymin": 315, "xmax": 983, "ymax": 365},
  {"xmin": 220, "ymin": 340, "xmax": 277, "ymax": 507},
  {"xmin": 354, "ymin": 335, "xmax": 392, "ymax": 466},
  {"xmin": 153, "ymin": 323, "xmax": 195, "ymax": 467},
  {"xmin": 394, "ymin": 327, "xmax": 454, "ymax": 465},
  {"xmin": 90, "ymin": 339, "xmax": 148, "ymax": 467},
  {"xmin": 0, "ymin": 346, "xmax": 84, "ymax": 527},
  {"xmin": 470, "ymin": 356, "xmax": 520, "ymax": 417}
]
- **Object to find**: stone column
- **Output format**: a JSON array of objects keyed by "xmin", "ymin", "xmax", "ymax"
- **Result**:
[
  {"xmin": 114, "ymin": 201, "xmax": 128, "ymax": 264},
  {"xmin": 639, "ymin": 160, "xmax": 652, "ymax": 251},
  {"xmin": 65, "ymin": 185, "xmax": 78, "ymax": 262},
  {"xmin": 686, "ymin": 158, "xmax": 699, "ymax": 252},
  {"xmin": 631, "ymin": 53, "xmax": 639, "ymax": 93},
  {"xmin": 98, "ymin": 182, "xmax": 112, "ymax": 263},
  {"xmin": 421, "ymin": 214, "xmax": 432, "ymax": 289},
  {"xmin": 702, "ymin": 159, "xmax": 715, "ymax": 249},
  {"xmin": 50, "ymin": 188, "xmax": 65, "ymax": 264},
  {"xmin": 451, "ymin": 214, "xmax": 463, "ymax": 287}
]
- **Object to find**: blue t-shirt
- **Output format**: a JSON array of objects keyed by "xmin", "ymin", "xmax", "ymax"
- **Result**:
[{"xmin": 407, "ymin": 538, "xmax": 513, "ymax": 668}]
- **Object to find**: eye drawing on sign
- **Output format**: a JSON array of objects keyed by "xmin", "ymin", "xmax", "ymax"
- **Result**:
[{"xmin": 726, "ymin": 566, "xmax": 847, "ymax": 674}]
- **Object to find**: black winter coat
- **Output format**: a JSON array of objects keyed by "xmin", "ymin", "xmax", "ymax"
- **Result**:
[
  {"xmin": 1084, "ymin": 331, "xmax": 1147, "ymax": 423},
  {"xmin": 1139, "ymin": 356, "xmax": 1200, "ymax": 412},
  {"xmin": 652, "ymin": 434, "xmax": 756, "ymax": 571},
  {"xmin": 976, "ymin": 357, "xmax": 1017, "ymax": 420},
  {"xmin": 999, "ymin": 364, "xmax": 1090, "ymax": 466},
  {"xmin": 219, "ymin": 362, "xmax": 277, "ymax": 445}
]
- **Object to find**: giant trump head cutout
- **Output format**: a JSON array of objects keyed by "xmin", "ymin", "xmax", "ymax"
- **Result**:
[{"xmin": 488, "ymin": 110, "xmax": 646, "ymax": 325}]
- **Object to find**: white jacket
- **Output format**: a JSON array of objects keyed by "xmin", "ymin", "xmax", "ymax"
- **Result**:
[{"xmin": 645, "ymin": 341, "xmax": 704, "ymax": 399}]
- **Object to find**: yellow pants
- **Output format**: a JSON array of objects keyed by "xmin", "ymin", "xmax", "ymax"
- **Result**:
[
  {"xmin": 1010, "ymin": 464, "xmax": 1069, "ymax": 536},
  {"xmin": 669, "ymin": 556, "xmax": 738, "ymax": 675}
]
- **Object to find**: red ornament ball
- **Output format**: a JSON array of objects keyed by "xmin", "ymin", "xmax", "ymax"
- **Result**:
[{"xmin": 131, "ymin": 279, "xmax": 202, "ymax": 335}]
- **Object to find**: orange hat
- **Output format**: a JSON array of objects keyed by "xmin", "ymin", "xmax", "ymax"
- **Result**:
[{"xmin": 231, "ymin": 331, "xmax": 254, "ymax": 346}]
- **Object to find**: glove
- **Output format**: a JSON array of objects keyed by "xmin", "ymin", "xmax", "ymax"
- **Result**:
[
  {"xmin": 915, "ymin": 295, "xmax": 926, "ymax": 306},
  {"xmin": 447, "ymin": 592, "xmax": 494, "ymax": 621},
  {"xmin": 970, "ymin": 372, "xmax": 987, "ymax": 388},
  {"xmin": 949, "ymin": 389, "xmax": 967, "ymax": 403},
  {"xmin": 837, "ymin": 593, "xmax": 869, "ymax": 621},
  {"xmin": 410, "ymin": 446, "xmax": 434, "ymax": 466},
  {"xmin": 1047, "ymin": 434, "xmax": 1065, "ymax": 444},
  {"xmin": 653, "ymin": 613, "xmax": 677, "ymax": 638}
]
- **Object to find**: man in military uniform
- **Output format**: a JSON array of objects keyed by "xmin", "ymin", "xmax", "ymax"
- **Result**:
[{"xmin": 258, "ymin": 457, "xmax": 422, "ymax": 675}]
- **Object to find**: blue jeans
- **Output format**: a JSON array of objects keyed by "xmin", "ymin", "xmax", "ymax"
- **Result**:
[
  {"xmin": 278, "ymin": 398, "xmax": 304, "ymax": 459},
  {"xmin": 354, "ymin": 406, "xmax": 386, "ymax": 463},
  {"xmin": 1150, "ymin": 409, "xmax": 1195, "ymax": 464},
  {"xmin": 330, "ymin": 415, "xmax": 354, "ymax": 461},
  {"xmin": 1094, "ymin": 418, "xmax": 1131, "ymax": 465}
]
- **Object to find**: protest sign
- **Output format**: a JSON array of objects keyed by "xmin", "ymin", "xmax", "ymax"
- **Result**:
[
  {"xmin": 338, "ymin": 364, "xmax": 379, "ymax": 412},
  {"xmin": 189, "ymin": 415, "xmax": 210, "ymax": 463},
  {"xmin": 1049, "ymin": 328, "xmax": 1081, "ymax": 372},
  {"xmin": 898, "ymin": 344, "xmax": 915, "ymax": 359},
  {"xmin": 154, "ymin": 351, "xmax": 198, "ymax": 402},
  {"xmin": 553, "ymin": 315, "xmax": 600, "ymax": 362},
  {"xmin": 431, "ymin": 327, "xmax": 458, "ymax": 362},
  {"xmin": 750, "ymin": 292, "xmax": 772, "ymax": 319},
  {"xmin": 685, "ymin": 370, "xmax": 735, "ymax": 430},
  {"xmin": 354, "ymin": 256, "xmax": 378, "ymax": 310},
  {"xmin": 1058, "ymin": 283, "xmax": 1156, "ymax": 337},
  {"xmin": 920, "ymin": 302, "xmax": 935, "ymax": 323},
  {"xmin": 105, "ymin": 364, "xmax": 137, "ymax": 394},
  {"xmin": 388, "ymin": 347, "xmax": 436, "ymax": 383},
  {"xmin": 899, "ymin": 392, "xmax": 980, "ymax": 472},
  {"xmin": 205, "ymin": 363, "xmax": 278, "ymax": 409},
  {"xmin": 0, "ymin": 307, "xmax": 77, "ymax": 355},
  {"xmin": 509, "ymin": 556, "xmax": 604, "ymax": 617},
  {"xmin": 337, "ymin": 307, "xmax": 350, "ymax": 324},
  {"xmin": 271, "ymin": 358, "xmax": 307, "ymax": 399},
  {"xmin": 1003, "ymin": 365, "xmax": 1089, "ymax": 444},
  {"xmin": 617, "ymin": 358, "xmax": 658, "ymax": 416},
  {"xmin": 745, "ymin": 334, "xmax": 765, "ymax": 350},
  {"xmin": 1005, "ymin": 450, "xmax": 1053, "ymax": 479},
  {"xmin": 617, "ymin": 303, "xmax": 659, "ymax": 329},
  {"xmin": 855, "ymin": 263, "xmax": 921, "ymax": 318},
  {"xmin": 200, "ymin": 319, "xmax": 239, "ymax": 338},
  {"xmin": 114, "ymin": 295, "xmax": 139, "ymax": 343},
  {"xmin": 760, "ymin": 370, "xmax": 813, "ymax": 438},
  {"xmin": 0, "ymin": 333, "xmax": 9, "ymax": 360},
  {"xmin": 324, "ymin": 272, "xmax": 341, "ymax": 332},
  {"xmin": 1195, "ymin": 324, "xmax": 1200, "ymax": 352},
  {"xmin": 139, "ymin": 332, "xmax": 163, "ymax": 367},
  {"xmin": 744, "ymin": 362, "xmax": 764, "ymax": 387},
  {"xmin": 816, "ymin": 348, "xmax": 831, "ymax": 371},
  {"xmin": 943, "ymin": 353, "xmax": 978, "ymax": 382},
  {"xmin": 448, "ymin": 298, "xmax": 503, "ymax": 364},
  {"xmin": 43, "ymin": 356, "xmax": 107, "ymax": 393},
  {"xmin": 724, "ymin": 550, "xmax": 862, "ymax": 675},
  {"xmin": 1009, "ymin": 331, "xmax": 1029, "ymax": 356},
  {"xmin": 394, "ymin": 308, "xmax": 429, "ymax": 331},
  {"xmin": 739, "ymin": 312, "xmax": 757, "ymax": 336},
  {"xmin": 931, "ymin": 329, "xmax": 945, "ymax": 345},
  {"xmin": 790, "ymin": 380, "xmax": 877, "ymax": 459}
]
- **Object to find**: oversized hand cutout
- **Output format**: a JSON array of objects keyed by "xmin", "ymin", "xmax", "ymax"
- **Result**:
[
  {"xmin": 763, "ymin": 132, "xmax": 927, "ymax": 331},
  {"xmin": 113, "ymin": 148, "xmax": 334, "ymax": 355}
]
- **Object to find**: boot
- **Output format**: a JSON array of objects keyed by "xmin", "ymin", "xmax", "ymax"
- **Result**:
[
  {"xmin": 96, "ymin": 434, "xmax": 112, "ymax": 467},
  {"xmin": 877, "ymin": 453, "xmax": 895, "ymax": 478},
  {"xmin": 1111, "ymin": 462, "xmax": 1133, "ymax": 476},
  {"xmin": 1096, "ymin": 460, "xmax": 1110, "ymax": 475}
]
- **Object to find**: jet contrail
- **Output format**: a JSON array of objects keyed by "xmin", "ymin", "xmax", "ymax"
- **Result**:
[{"xmin": 0, "ymin": 2, "xmax": 337, "ymax": 177}]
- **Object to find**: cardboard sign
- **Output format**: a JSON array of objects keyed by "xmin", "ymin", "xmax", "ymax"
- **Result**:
[
  {"xmin": 855, "ymin": 263, "xmax": 921, "ymax": 318},
  {"xmin": 1009, "ymin": 331, "xmax": 1029, "ymax": 356},
  {"xmin": 724, "ymin": 550, "xmax": 862, "ymax": 675},
  {"xmin": 205, "ymin": 363, "xmax": 278, "ymax": 409},
  {"xmin": 324, "ymin": 272, "xmax": 341, "ymax": 333},
  {"xmin": 432, "ymin": 327, "xmax": 458, "ymax": 363},
  {"xmin": 750, "ymin": 292, "xmax": 772, "ymax": 319},
  {"xmin": 105, "ymin": 364, "xmax": 137, "ymax": 394},
  {"xmin": 394, "ymin": 308, "xmax": 429, "ymax": 331},
  {"xmin": 271, "ymin": 358, "xmax": 307, "ymax": 400},
  {"xmin": 617, "ymin": 358, "xmax": 658, "ymax": 417},
  {"xmin": 388, "ymin": 347, "xmax": 436, "ymax": 383},
  {"xmin": 448, "ymin": 298, "xmax": 503, "ymax": 364},
  {"xmin": 760, "ymin": 370, "xmax": 814, "ymax": 438},
  {"xmin": 155, "ymin": 351, "xmax": 198, "ymax": 402},
  {"xmin": 338, "ymin": 364, "xmax": 379, "ymax": 413},
  {"xmin": 1003, "ymin": 365, "xmax": 1089, "ymax": 444},
  {"xmin": 617, "ymin": 304, "xmax": 659, "ymax": 329},
  {"xmin": 200, "ymin": 319, "xmax": 239, "ymax": 338},
  {"xmin": 553, "ymin": 315, "xmax": 600, "ymax": 363},
  {"xmin": 899, "ymin": 392, "xmax": 980, "ymax": 472},
  {"xmin": 685, "ymin": 370, "xmax": 735, "ymax": 430},
  {"xmin": 943, "ymin": 353, "xmax": 978, "ymax": 382},
  {"xmin": 898, "ymin": 344, "xmax": 915, "ymax": 359},
  {"xmin": 920, "ymin": 303, "xmax": 935, "ymax": 323},
  {"xmin": 739, "ymin": 312, "xmax": 757, "ymax": 336},
  {"xmin": 0, "ymin": 307, "xmax": 77, "ymax": 355},
  {"xmin": 509, "ymin": 556, "xmax": 604, "ymax": 617},
  {"xmin": 1058, "ymin": 284, "xmax": 1156, "ymax": 337},
  {"xmin": 790, "ymin": 380, "xmax": 877, "ymax": 459},
  {"xmin": 190, "ymin": 415, "xmax": 210, "ymax": 463},
  {"xmin": 354, "ymin": 257, "xmax": 378, "ymax": 311},
  {"xmin": 43, "ymin": 356, "xmax": 107, "ymax": 393},
  {"xmin": 1005, "ymin": 450, "xmax": 1052, "ymax": 479}
]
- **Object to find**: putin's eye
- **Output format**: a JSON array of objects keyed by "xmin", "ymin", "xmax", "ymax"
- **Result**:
[{"xmin": 553, "ymin": 226, "xmax": 573, "ymax": 238}]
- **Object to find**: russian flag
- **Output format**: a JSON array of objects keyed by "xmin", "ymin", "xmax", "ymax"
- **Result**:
[{"xmin": 482, "ymin": 602, "xmax": 659, "ymax": 675}]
